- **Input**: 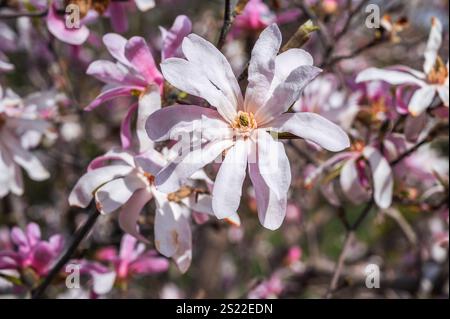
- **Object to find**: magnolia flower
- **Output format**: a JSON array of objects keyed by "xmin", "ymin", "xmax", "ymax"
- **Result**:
[
  {"xmin": 0, "ymin": 223, "xmax": 64, "ymax": 277},
  {"xmin": 74, "ymin": 233, "xmax": 169, "ymax": 296},
  {"xmin": 357, "ymin": 17, "xmax": 449, "ymax": 116},
  {"xmin": 0, "ymin": 86, "xmax": 57, "ymax": 198},
  {"xmin": 69, "ymin": 146, "xmax": 227, "ymax": 272},
  {"xmin": 307, "ymin": 139, "xmax": 395, "ymax": 209},
  {"xmin": 146, "ymin": 24, "xmax": 349, "ymax": 230},
  {"xmin": 232, "ymin": 0, "xmax": 300, "ymax": 35}
]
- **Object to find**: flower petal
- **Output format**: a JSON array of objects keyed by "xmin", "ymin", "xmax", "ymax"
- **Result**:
[
  {"xmin": 95, "ymin": 175, "xmax": 146, "ymax": 214},
  {"xmin": 248, "ymin": 152, "xmax": 287, "ymax": 230},
  {"xmin": 137, "ymin": 85, "xmax": 161, "ymax": 152},
  {"xmin": 160, "ymin": 58, "xmax": 235, "ymax": 122},
  {"xmin": 356, "ymin": 68, "xmax": 426, "ymax": 87},
  {"xmin": 118, "ymin": 188, "xmax": 152, "ymax": 243},
  {"xmin": 125, "ymin": 37, "xmax": 162, "ymax": 84},
  {"xmin": 145, "ymin": 104, "xmax": 226, "ymax": 142},
  {"xmin": 86, "ymin": 60, "xmax": 146, "ymax": 87},
  {"xmin": 340, "ymin": 157, "xmax": 371, "ymax": 205},
  {"xmin": 256, "ymin": 130, "xmax": 291, "ymax": 199},
  {"xmin": 424, "ymin": 17, "xmax": 443, "ymax": 74},
  {"xmin": 256, "ymin": 65, "xmax": 322, "ymax": 124},
  {"xmin": 85, "ymin": 86, "xmax": 139, "ymax": 111},
  {"xmin": 212, "ymin": 139, "xmax": 248, "ymax": 219},
  {"xmin": 69, "ymin": 165, "xmax": 134, "ymax": 208},
  {"xmin": 161, "ymin": 15, "xmax": 192, "ymax": 60},
  {"xmin": 182, "ymin": 34, "xmax": 243, "ymax": 114},
  {"xmin": 408, "ymin": 85, "xmax": 436, "ymax": 116},
  {"xmin": 120, "ymin": 103, "xmax": 138, "ymax": 150},
  {"xmin": 363, "ymin": 146, "xmax": 393, "ymax": 209},
  {"xmin": 102, "ymin": 33, "xmax": 131, "ymax": 67},
  {"xmin": 244, "ymin": 24, "xmax": 281, "ymax": 114},
  {"xmin": 268, "ymin": 113, "xmax": 350, "ymax": 152},
  {"xmin": 46, "ymin": 4, "xmax": 89, "ymax": 45},
  {"xmin": 156, "ymin": 139, "xmax": 234, "ymax": 193},
  {"xmin": 438, "ymin": 85, "xmax": 449, "ymax": 107}
]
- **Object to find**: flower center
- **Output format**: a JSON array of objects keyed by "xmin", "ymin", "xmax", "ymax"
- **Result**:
[
  {"xmin": 231, "ymin": 111, "xmax": 257, "ymax": 135},
  {"xmin": 167, "ymin": 186, "xmax": 193, "ymax": 203},
  {"xmin": 427, "ymin": 57, "xmax": 448, "ymax": 85},
  {"xmin": 351, "ymin": 140, "xmax": 365, "ymax": 153}
]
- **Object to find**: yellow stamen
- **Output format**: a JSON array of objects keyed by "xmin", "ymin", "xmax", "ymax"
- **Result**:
[{"xmin": 427, "ymin": 57, "xmax": 448, "ymax": 85}]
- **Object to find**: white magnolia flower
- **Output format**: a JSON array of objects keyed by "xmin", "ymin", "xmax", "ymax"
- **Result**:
[
  {"xmin": 357, "ymin": 17, "xmax": 449, "ymax": 116},
  {"xmin": 146, "ymin": 24, "xmax": 350, "ymax": 230}
]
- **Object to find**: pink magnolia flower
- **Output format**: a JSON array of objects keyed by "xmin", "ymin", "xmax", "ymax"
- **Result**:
[
  {"xmin": 357, "ymin": 17, "xmax": 449, "ymax": 116},
  {"xmin": 0, "ymin": 85, "xmax": 60, "ymax": 198},
  {"xmin": 146, "ymin": 24, "xmax": 349, "ymax": 230},
  {"xmin": 96, "ymin": 234, "xmax": 169, "ymax": 281},
  {"xmin": 307, "ymin": 140, "xmax": 394, "ymax": 209},
  {"xmin": 233, "ymin": 0, "xmax": 300, "ymax": 35},
  {"xmin": 69, "ymin": 93, "xmax": 237, "ymax": 272},
  {"xmin": 85, "ymin": 34, "xmax": 163, "ymax": 110},
  {"xmin": 248, "ymin": 274, "xmax": 284, "ymax": 299},
  {"xmin": 0, "ymin": 223, "xmax": 64, "ymax": 277},
  {"xmin": 75, "ymin": 233, "xmax": 168, "ymax": 296},
  {"xmin": 45, "ymin": 0, "xmax": 155, "ymax": 45}
]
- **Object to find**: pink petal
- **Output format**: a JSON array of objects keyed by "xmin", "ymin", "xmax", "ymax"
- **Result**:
[
  {"xmin": 46, "ymin": 4, "xmax": 89, "ymax": 45},
  {"xmin": 125, "ymin": 37, "xmax": 162, "ymax": 84},
  {"xmin": 120, "ymin": 103, "xmax": 138, "ymax": 150},
  {"xmin": 161, "ymin": 15, "xmax": 192, "ymax": 60},
  {"xmin": 85, "ymin": 86, "xmax": 141, "ymax": 111}
]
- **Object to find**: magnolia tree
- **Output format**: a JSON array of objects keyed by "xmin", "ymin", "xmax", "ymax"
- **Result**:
[{"xmin": 0, "ymin": 0, "xmax": 448, "ymax": 299}]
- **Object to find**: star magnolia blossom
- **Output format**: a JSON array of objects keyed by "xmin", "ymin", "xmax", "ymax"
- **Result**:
[
  {"xmin": 0, "ymin": 86, "xmax": 59, "ymax": 198},
  {"xmin": 0, "ymin": 223, "xmax": 64, "ymax": 277},
  {"xmin": 146, "ymin": 24, "xmax": 350, "ymax": 230},
  {"xmin": 307, "ymin": 138, "xmax": 397, "ymax": 209},
  {"xmin": 75, "ymin": 234, "xmax": 169, "ymax": 296},
  {"xmin": 356, "ymin": 17, "xmax": 449, "ymax": 116}
]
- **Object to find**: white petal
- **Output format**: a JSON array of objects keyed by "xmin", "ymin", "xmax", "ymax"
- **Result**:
[
  {"xmin": 248, "ymin": 147, "xmax": 287, "ymax": 230},
  {"xmin": 118, "ymin": 188, "xmax": 152, "ymax": 243},
  {"xmin": 69, "ymin": 165, "xmax": 134, "ymax": 208},
  {"xmin": 340, "ymin": 157, "xmax": 371, "ymax": 205},
  {"xmin": 408, "ymin": 86, "xmax": 436, "ymax": 116},
  {"xmin": 137, "ymin": 85, "xmax": 161, "ymax": 152},
  {"xmin": 155, "ymin": 139, "xmax": 234, "ymax": 193},
  {"xmin": 160, "ymin": 58, "xmax": 236, "ymax": 122},
  {"xmin": 268, "ymin": 113, "xmax": 350, "ymax": 152},
  {"xmin": 356, "ymin": 68, "xmax": 426, "ymax": 87},
  {"xmin": 256, "ymin": 130, "xmax": 291, "ymax": 199},
  {"xmin": 244, "ymin": 24, "xmax": 282, "ymax": 114},
  {"xmin": 424, "ymin": 17, "xmax": 443, "ymax": 74},
  {"xmin": 135, "ymin": 0, "xmax": 155, "ymax": 11},
  {"xmin": 437, "ymin": 85, "xmax": 449, "ymax": 106},
  {"xmin": 363, "ymin": 146, "xmax": 393, "ymax": 209},
  {"xmin": 212, "ymin": 139, "xmax": 248, "ymax": 219},
  {"xmin": 95, "ymin": 175, "xmax": 146, "ymax": 214},
  {"xmin": 182, "ymin": 34, "xmax": 243, "ymax": 113}
]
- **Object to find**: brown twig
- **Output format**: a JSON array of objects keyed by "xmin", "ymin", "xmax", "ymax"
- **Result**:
[{"xmin": 217, "ymin": 0, "xmax": 250, "ymax": 50}]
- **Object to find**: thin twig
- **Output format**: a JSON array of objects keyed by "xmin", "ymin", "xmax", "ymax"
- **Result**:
[
  {"xmin": 0, "ymin": 10, "xmax": 48, "ymax": 19},
  {"xmin": 31, "ymin": 208, "xmax": 100, "ymax": 299},
  {"xmin": 217, "ymin": 0, "xmax": 249, "ymax": 50}
]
